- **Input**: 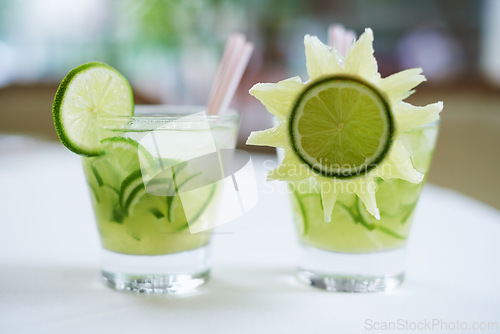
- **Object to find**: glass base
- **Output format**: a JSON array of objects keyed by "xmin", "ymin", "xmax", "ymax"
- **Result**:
[
  {"xmin": 101, "ymin": 245, "xmax": 210, "ymax": 294},
  {"xmin": 296, "ymin": 245, "xmax": 405, "ymax": 292}
]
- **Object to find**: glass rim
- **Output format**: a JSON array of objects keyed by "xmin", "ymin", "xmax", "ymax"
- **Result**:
[
  {"xmin": 99, "ymin": 104, "xmax": 240, "ymax": 122},
  {"xmin": 98, "ymin": 105, "xmax": 240, "ymax": 130}
]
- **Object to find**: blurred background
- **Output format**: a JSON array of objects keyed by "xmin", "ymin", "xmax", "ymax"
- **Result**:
[{"xmin": 0, "ymin": 0, "xmax": 499, "ymax": 209}]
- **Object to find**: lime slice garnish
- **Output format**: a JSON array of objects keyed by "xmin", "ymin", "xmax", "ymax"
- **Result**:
[
  {"xmin": 290, "ymin": 75, "xmax": 394, "ymax": 178},
  {"xmin": 247, "ymin": 31, "xmax": 442, "ymax": 221},
  {"xmin": 52, "ymin": 62, "xmax": 134, "ymax": 156}
]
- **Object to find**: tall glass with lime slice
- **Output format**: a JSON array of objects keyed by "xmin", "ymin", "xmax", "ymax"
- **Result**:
[
  {"xmin": 247, "ymin": 29, "xmax": 442, "ymax": 292},
  {"xmin": 53, "ymin": 63, "xmax": 240, "ymax": 293}
]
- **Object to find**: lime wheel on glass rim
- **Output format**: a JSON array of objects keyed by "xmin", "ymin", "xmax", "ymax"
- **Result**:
[{"xmin": 52, "ymin": 62, "xmax": 134, "ymax": 157}]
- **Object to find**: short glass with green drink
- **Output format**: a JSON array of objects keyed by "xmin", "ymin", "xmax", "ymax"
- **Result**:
[
  {"xmin": 52, "ymin": 62, "xmax": 240, "ymax": 293},
  {"xmin": 247, "ymin": 28, "xmax": 442, "ymax": 292},
  {"xmin": 288, "ymin": 121, "xmax": 438, "ymax": 292},
  {"xmin": 82, "ymin": 106, "xmax": 239, "ymax": 293}
]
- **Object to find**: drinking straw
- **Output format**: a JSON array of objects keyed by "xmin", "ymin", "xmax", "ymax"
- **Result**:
[
  {"xmin": 207, "ymin": 33, "xmax": 254, "ymax": 115},
  {"xmin": 207, "ymin": 33, "xmax": 245, "ymax": 111},
  {"xmin": 328, "ymin": 24, "xmax": 356, "ymax": 58}
]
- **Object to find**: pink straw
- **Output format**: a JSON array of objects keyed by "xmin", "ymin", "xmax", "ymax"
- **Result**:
[
  {"xmin": 207, "ymin": 33, "xmax": 254, "ymax": 115},
  {"xmin": 328, "ymin": 24, "xmax": 356, "ymax": 58}
]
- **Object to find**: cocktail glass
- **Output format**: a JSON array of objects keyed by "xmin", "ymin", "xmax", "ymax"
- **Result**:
[
  {"xmin": 288, "ymin": 122, "xmax": 438, "ymax": 292},
  {"xmin": 82, "ymin": 105, "xmax": 239, "ymax": 293}
]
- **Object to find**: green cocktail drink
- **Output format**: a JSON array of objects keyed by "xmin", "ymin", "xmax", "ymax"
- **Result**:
[
  {"xmin": 289, "ymin": 123, "xmax": 438, "ymax": 253},
  {"xmin": 246, "ymin": 28, "xmax": 443, "ymax": 292},
  {"xmin": 81, "ymin": 136, "xmax": 216, "ymax": 256},
  {"xmin": 51, "ymin": 62, "xmax": 242, "ymax": 293},
  {"xmin": 84, "ymin": 106, "xmax": 239, "ymax": 292}
]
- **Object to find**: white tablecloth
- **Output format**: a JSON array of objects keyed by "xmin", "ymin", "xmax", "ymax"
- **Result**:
[{"xmin": 1, "ymin": 136, "xmax": 499, "ymax": 334}]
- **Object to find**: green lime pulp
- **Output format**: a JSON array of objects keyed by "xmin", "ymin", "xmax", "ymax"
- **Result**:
[
  {"xmin": 289, "ymin": 123, "xmax": 438, "ymax": 253},
  {"xmin": 290, "ymin": 75, "xmax": 393, "ymax": 178},
  {"xmin": 82, "ymin": 139, "xmax": 220, "ymax": 256}
]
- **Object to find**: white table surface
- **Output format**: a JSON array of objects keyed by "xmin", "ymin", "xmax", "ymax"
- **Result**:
[{"xmin": 1, "ymin": 136, "xmax": 499, "ymax": 334}]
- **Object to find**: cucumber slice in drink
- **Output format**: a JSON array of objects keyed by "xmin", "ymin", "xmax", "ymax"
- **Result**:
[
  {"xmin": 118, "ymin": 161, "xmax": 215, "ymax": 232},
  {"xmin": 91, "ymin": 185, "xmax": 123, "ymax": 224},
  {"xmin": 52, "ymin": 62, "xmax": 134, "ymax": 156},
  {"xmin": 119, "ymin": 170, "xmax": 147, "ymax": 211},
  {"xmin": 174, "ymin": 183, "xmax": 217, "ymax": 231},
  {"xmin": 355, "ymin": 197, "xmax": 407, "ymax": 240},
  {"xmin": 91, "ymin": 137, "xmax": 152, "ymax": 190},
  {"xmin": 121, "ymin": 174, "xmax": 171, "ymax": 215},
  {"xmin": 86, "ymin": 182, "xmax": 101, "ymax": 204},
  {"xmin": 119, "ymin": 163, "xmax": 184, "ymax": 214}
]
